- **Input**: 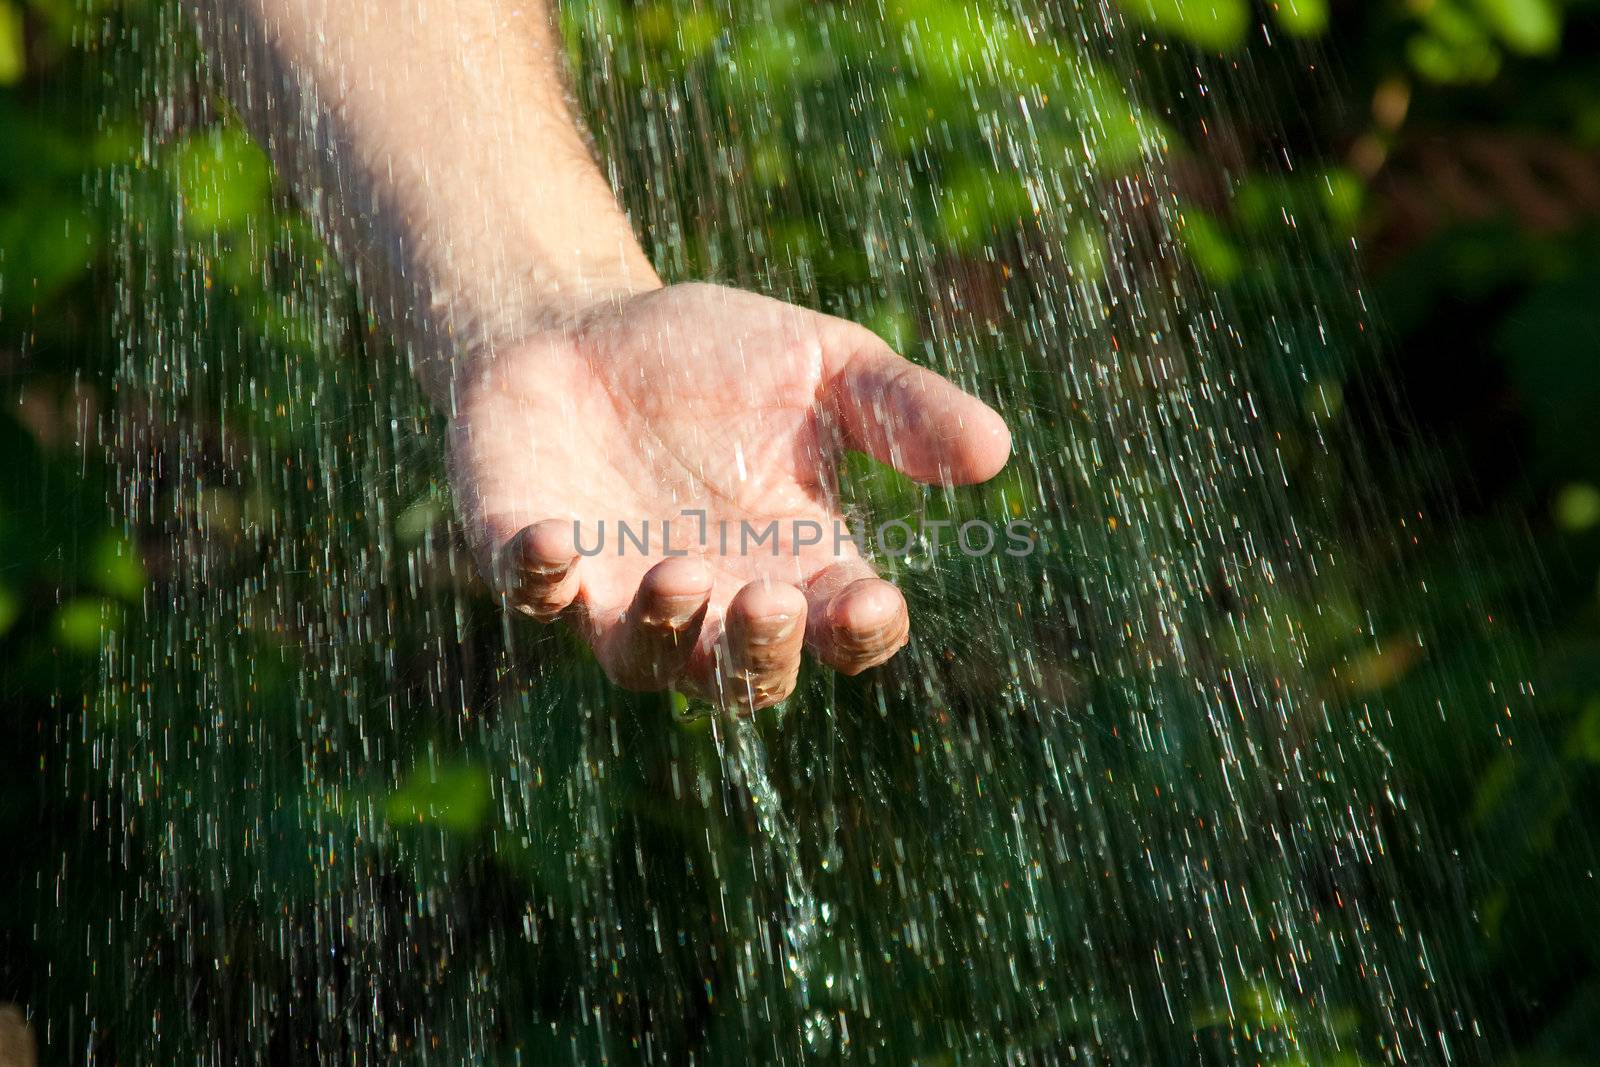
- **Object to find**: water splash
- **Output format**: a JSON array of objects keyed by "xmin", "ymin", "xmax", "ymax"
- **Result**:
[{"xmin": 718, "ymin": 713, "xmax": 823, "ymax": 1004}]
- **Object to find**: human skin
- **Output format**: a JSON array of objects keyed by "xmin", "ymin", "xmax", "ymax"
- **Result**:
[{"xmin": 192, "ymin": 0, "xmax": 1011, "ymax": 709}]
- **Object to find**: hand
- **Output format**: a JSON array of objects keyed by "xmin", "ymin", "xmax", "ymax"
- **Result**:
[{"xmin": 450, "ymin": 283, "xmax": 1010, "ymax": 710}]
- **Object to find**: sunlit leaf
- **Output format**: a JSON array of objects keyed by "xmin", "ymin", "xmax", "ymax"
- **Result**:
[
  {"xmin": 1475, "ymin": 0, "xmax": 1559, "ymax": 54},
  {"xmin": 396, "ymin": 497, "xmax": 445, "ymax": 545},
  {"xmin": 0, "ymin": 0, "xmax": 24, "ymax": 86},
  {"xmin": 863, "ymin": 302, "xmax": 918, "ymax": 354},
  {"xmin": 54, "ymin": 597, "xmax": 110, "ymax": 653},
  {"xmin": 1408, "ymin": 5, "xmax": 1502, "ymax": 83},
  {"xmin": 636, "ymin": 2, "xmax": 721, "ymax": 59},
  {"xmin": 1320, "ymin": 167, "xmax": 1364, "ymax": 232},
  {"xmin": 90, "ymin": 531, "xmax": 145, "ymax": 602},
  {"xmin": 1335, "ymin": 637, "xmax": 1422, "ymax": 693},
  {"xmin": 1118, "ymin": 0, "xmax": 1249, "ymax": 51},
  {"xmin": 1555, "ymin": 483, "xmax": 1600, "ymax": 532},
  {"xmin": 168, "ymin": 126, "xmax": 273, "ymax": 235},
  {"xmin": 1272, "ymin": 0, "xmax": 1328, "ymax": 37},
  {"xmin": 1177, "ymin": 208, "xmax": 1242, "ymax": 284},
  {"xmin": 385, "ymin": 762, "xmax": 493, "ymax": 835},
  {"xmin": 935, "ymin": 168, "xmax": 1035, "ymax": 250}
]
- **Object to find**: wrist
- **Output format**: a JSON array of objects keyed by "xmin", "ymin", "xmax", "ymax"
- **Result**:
[{"xmin": 417, "ymin": 235, "xmax": 662, "ymax": 410}]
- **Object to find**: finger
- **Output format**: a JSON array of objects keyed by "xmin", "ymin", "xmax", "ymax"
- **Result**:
[
  {"xmin": 719, "ymin": 579, "xmax": 808, "ymax": 712},
  {"xmin": 599, "ymin": 556, "xmax": 714, "ymax": 690},
  {"xmin": 805, "ymin": 561, "xmax": 910, "ymax": 675},
  {"xmin": 822, "ymin": 335, "xmax": 1011, "ymax": 485},
  {"xmin": 499, "ymin": 519, "xmax": 581, "ymax": 621}
]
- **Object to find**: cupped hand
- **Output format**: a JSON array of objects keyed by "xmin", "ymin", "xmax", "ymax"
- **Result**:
[{"xmin": 450, "ymin": 283, "xmax": 1010, "ymax": 710}]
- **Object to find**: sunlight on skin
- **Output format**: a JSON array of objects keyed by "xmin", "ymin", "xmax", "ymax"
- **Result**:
[{"xmin": 455, "ymin": 283, "xmax": 1011, "ymax": 709}]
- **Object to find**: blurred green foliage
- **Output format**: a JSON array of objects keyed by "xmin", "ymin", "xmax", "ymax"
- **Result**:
[{"xmin": 5, "ymin": 0, "xmax": 1600, "ymax": 1060}]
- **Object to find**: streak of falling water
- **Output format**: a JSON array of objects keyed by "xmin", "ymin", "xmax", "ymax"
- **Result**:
[
  {"xmin": 719, "ymin": 714, "xmax": 822, "ymax": 1003},
  {"xmin": 70, "ymin": 0, "xmax": 1560, "ymax": 1061}
]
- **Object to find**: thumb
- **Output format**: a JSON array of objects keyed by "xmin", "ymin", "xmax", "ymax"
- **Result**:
[{"xmin": 821, "ymin": 331, "xmax": 1011, "ymax": 485}]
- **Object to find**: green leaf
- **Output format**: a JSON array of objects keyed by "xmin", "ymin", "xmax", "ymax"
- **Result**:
[
  {"xmin": 729, "ymin": 22, "xmax": 832, "ymax": 89},
  {"xmin": 1555, "ymin": 483, "xmax": 1600, "ymax": 532},
  {"xmin": 89, "ymin": 121, "xmax": 144, "ymax": 168},
  {"xmin": 385, "ymin": 762, "xmax": 493, "ymax": 835},
  {"xmin": 1177, "ymin": 208, "xmax": 1242, "ymax": 284},
  {"xmin": 1272, "ymin": 0, "xmax": 1327, "ymax": 37},
  {"xmin": 1064, "ymin": 221, "xmax": 1107, "ymax": 281},
  {"xmin": 1474, "ymin": 0, "xmax": 1559, "ymax": 54},
  {"xmin": 1566, "ymin": 700, "xmax": 1600, "ymax": 764},
  {"xmin": 935, "ymin": 168, "xmax": 1035, "ymax": 250},
  {"xmin": 1408, "ymin": 6, "xmax": 1501, "ymax": 83},
  {"xmin": 168, "ymin": 126, "xmax": 273, "ymax": 235},
  {"xmin": 862, "ymin": 302, "xmax": 918, "ymax": 354},
  {"xmin": 1118, "ymin": 0, "xmax": 1249, "ymax": 51},
  {"xmin": 0, "ymin": 192, "xmax": 99, "ymax": 312},
  {"xmin": 0, "ymin": 0, "xmax": 24, "ymax": 86},
  {"xmin": 395, "ymin": 497, "xmax": 446, "ymax": 545},
  {"xmin": 0, "ymin": 585, "xmax": 19, "ymax": 637},
  {"xmin": 90, "ymin": 531, "xmax": 146, "ymax": 602},
  {"xmin": 1320, "ymin": 167, "xmax": 1364, "ymax": 233},
  {"xmin": 896, "ymin": 0, "xmax": 998, "ymax": 84},
  {"xmin": 55, "ymin": 597, "xmax": 111, "ymax": 653},
  {"xmin": 1469, "ymin": 752, "xmax": 1520, "ymax": 826},
  {"xmin": 636, "ymin": 2, "xmax": 721, "ymax": 60}
]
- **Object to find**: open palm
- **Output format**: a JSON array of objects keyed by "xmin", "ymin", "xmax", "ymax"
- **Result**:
[{"xmin": 451, "ymin": 284, "xmax": 1010, "ymax": 709}]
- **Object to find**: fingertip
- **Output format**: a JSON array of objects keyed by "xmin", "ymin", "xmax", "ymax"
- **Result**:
[
  {"xmin": 953, "ymin": 402, "xmax": 1012, "ymax": 485},
  {"xmin": 502, "ymin": 519, "xmax": 581, "ymax": 620},
  {"xmin": 723, "ymin": 580, "xmax": 807, "ymax": 710},
  {"xmin": 603, "ymin": 556, "xmax": 713, "ymax": 690},
  {"xmin": 642, "ymin": 554, "xmax": 714, "ymax": 595},
  {"xmin": 636, "ymin": 556, "xmax": 714, "ymax": 630},
  {"xmin": 519, "ymin": 519, "xmax": 578, "ymax": 575},
  {"xmin": 827, "ymin": 577, "xmax": 905, "ymax": 633},
  {"xmin": 730, "ymin": 578, "xmax": 809, "ymax": 625},
  {"xmin": 823, "ymin": 578, "xmax": 910, "ymax": 676}
]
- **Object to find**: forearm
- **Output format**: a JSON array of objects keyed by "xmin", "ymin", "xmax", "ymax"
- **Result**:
[{"xmin": 190, "ymin": 0, "xmax": 660, "ymax": 406}]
